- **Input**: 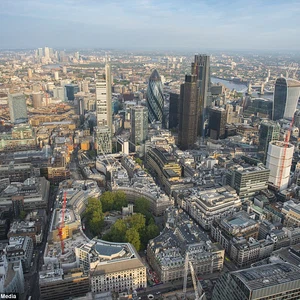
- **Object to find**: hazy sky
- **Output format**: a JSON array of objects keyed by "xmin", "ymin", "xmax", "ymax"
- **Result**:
[{"xmin": 1, "ymin": 0, "xmax": 300, "ymax": 50}]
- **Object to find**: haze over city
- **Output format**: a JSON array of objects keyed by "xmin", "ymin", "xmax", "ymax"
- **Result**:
[{"xmin": 1, "ymin": 0, "xmax": 300, "ymax": 50}]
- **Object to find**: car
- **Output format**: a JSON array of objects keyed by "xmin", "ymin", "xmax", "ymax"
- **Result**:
[{"xmin": 156, "ymin": 291, "xmax": 161, "ymax": 295}]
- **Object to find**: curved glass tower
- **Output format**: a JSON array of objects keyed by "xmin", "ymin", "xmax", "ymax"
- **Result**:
[
  {"xmin": 273, "ymin": 77, "xmax": 300, "ymax": 120},
  {"xmin": 146, "ymin": 69, "xmax": 164, "ymax": 123}
]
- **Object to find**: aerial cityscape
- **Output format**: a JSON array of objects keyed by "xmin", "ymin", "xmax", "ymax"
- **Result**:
[{"xmin": 1, "ymin": 1, "xmax": 300, "ymax": 300}]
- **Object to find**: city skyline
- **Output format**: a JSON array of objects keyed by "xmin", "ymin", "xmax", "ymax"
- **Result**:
[{"xmin": 1, "ymin": 0, "xmax": 300, "ymax": 50}]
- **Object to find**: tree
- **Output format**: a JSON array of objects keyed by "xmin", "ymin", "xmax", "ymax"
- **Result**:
[
  {"xmin": 84, "ymin": 198, "xmax": 104, "ymax": 236},
  {"xmin": 134, "ymin": 198, "xmax": 152, "ymax": 224},
  {"xmin": 113, "ymin": 191, "xmax": 127, "ymax": 211},
  {"xmin": 19, "ymin": 210, "xmax": 26, "ymax": 220},
  {"xmin": 100, "ymin": 192, "xmax": 115, "ymax": 212},
  {"xmin": 125, "ymin": 228, "xmax": 141, "ymax": 251},
  {"xmin": 135, "ymin": 158, "xmax": 143, "ymax": 166},
  {"xmin": 110, "ymin": 219, "xmax": 127, "ymax": 242},
  {"xmin": 146, "ymin": 223, "xmax": 160, "ymax": 241},
  {"xmin": 128, "ymin": 213, "xmax": 146, "ymax": 234}
]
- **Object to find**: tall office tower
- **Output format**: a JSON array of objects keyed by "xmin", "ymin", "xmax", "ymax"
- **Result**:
[
  {"xmin": 258, "ymin": 120, "xmax": 280, "ymax": 163},
  {"xmin": 54, "ymin": 71, "xmax": 59, "ymax": 81},
  {"xmin": 208, "ymin": 107, "xmax": 226, "ymax": 140},
  {"xmin": 96, "ymin": 63, "xmax": 112, "ymax": 154},
  {"xmin": 32, "ymin": 92, "xmax": 43, "ymax": 109},
  {"xmin": 44, "ymin": 47, "xmax": 50, "ymax": 59},
  {"xmin": 27, "ymin": 68, "xmax": 32, "ymax": 79},
  {"xmin": 75, "ymin": 51, "xmax": 80, "ymax": 60},
  {"xmin": 53, "ymin": 87, "xmax": 66, "ymax": 102},
  {"xmin": 130, "ymin": 106, "xmax": 148, "ymax": 145},
  {"xmin": 273, "ymin": 77, "xmax": 300, "ymax": 120},
  {"xmin": 65, "ymin": 84, "xmax": 79, "ymax": 101},
  {"xmin": 8, "ymin": 93, "xmax": 28, "ymax": 124},
  {"xmin": 212, "ymin": 262, "xmax": 300, "ymax": 300},
  {"xmin": 83, "ymin": 80, "xmax": 89, "ymax": 93},
  {"xmin": 266, "ymin": 141, "xmax": 294, "ymax": 191},
  {"xmin": 62, "ymin": 66, "xmax": 67, "ymax": 74},
  {"xmin": 178, "ymin": 75, "xmax": 199, "ymax": 150},
  {"xmin": 169, "ymin": 92, "xmax": 179, "ymax": 130},
  {"xmin": 49, "ymin": 48, "xmax": 54, "ymax": 58},
  {"xmin": 37, "ymin": 48, "xmax": 43, "ymax": 58},
  {"xmin": 146, "ymin": 69, "xmax": 164, "ymax": 124},
  {"xmin": 192, "ymin": 54, "xmax": 210, "ymax": 136},
  {"xmin": 294, "ymin": 110, "xmax": 300, "ymax": 127}
]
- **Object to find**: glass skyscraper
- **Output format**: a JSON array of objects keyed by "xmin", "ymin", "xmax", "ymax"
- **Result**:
[
  {"xmin": 146, "ymin": 69, "xmax": 164, "ymax": 124},
  {"xmin": 8, "ymin": 93, "xmax": 28, "ymax": 124},
  {"xmin": 273, "ymin": 77, "xmax": 300, "ymax": 120}
]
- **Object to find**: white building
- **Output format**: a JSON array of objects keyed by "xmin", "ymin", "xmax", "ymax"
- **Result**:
[
  {"xmin": 96, "ymin": 63, "xmax": 112, "ymax": 154},
  {"xmin": 8, "ymin": 93, "xmax": 28, "ymax": 124},
  {"xmin": 266, "ymin": 141, "xmax": 294, "ymax": 190}
]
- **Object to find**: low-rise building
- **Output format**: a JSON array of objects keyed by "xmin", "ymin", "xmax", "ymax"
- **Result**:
[{"xmin": 147, "ymin": 208, "xmax": 224, "ymax": 282}]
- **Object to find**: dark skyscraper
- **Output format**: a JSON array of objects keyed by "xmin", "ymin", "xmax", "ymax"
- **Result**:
[
  {"xmin": 146, "ymin": 69, "xmax": 164, "ymax": 124},
  {"xmin": 178, "ymin": 75, "xmax": 199, "ymax": 150},
  {"xmin": 208, "ymin": 107, "xmax": 226, "ymax": 140},
  {"xmin": 192, "ymin": 54, "xmax": 211, "ymax": 136},
  {"xmin": 273, "ymin": 77, "xmax": 300, "ymax": 121},
  {"xmin": 65, "ymin": 84, "xmax": 79, "ymax": 101},
  {"xmin": 169, "ymin": 92, "xmax": 179, "ymax": 130}
]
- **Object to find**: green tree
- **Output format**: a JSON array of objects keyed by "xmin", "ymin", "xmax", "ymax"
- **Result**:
[
  {"xmin": 128, "ymin": 213, "xmax": 146, "ymax": 234},
  {"xmin": 100, "ymin": 192, "xmax": 115, "ymax": 212},
  {"xmin": 110, "ymin": 219, "xmax": 127, "ymax": 242},
  {"xmin": 84, "ymin": 198, "xmax": 104, "ymax": 236},
  {"xmin": 134, "ymin": 198, "xmax": 152, "ymax": 224},
  {"xmin": 19, "ymin": 210, "xmax": 26, "ymax": 220},
  {"xmin": 125, "ymin": 228, "xmax": 141, "ymax": 251},
  {"xmin": 113, "ymin": 191, "xmax": 128, "ymax": 211},
  {"xmin": 135, "ymin": 158, "xmax": 143, "ymax": 166},
  {"xmin": 146, "ymin": 223, "xmax": 160, "ymax": 241}
]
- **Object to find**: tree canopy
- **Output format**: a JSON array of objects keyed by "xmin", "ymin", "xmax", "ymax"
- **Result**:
[
  {"xmin": 84, "ymin": 198, "xmax": 104, "ymax": 236},
  {"xmin": 100, "ymin": 191, "xmax": 128, "ymax": 212}
]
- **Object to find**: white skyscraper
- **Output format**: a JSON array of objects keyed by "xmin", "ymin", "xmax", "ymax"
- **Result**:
[
  {"xmin": 96, "ymin": 63, "xmax": 112, "ymax": 154},
  {"xmin": 8, "ymin": 93, "xmax": 28, "ymax": 124},
  {"xmin": 44, "ymin": 47, "xmax": 50, "ymax": 60},
  {"xmin": 266, "ymin": 141, "xmax": 294, "ymax": 190}
]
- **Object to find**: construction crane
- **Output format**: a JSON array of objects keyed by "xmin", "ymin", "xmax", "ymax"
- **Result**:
[
  {"xmin": 182, "ymin": 253, "xmax": 205, "ymax": 300},
  {"xmin": 277, "ymin": 117, "xmax": 294, "ymax": 190},
  {"xmin": 58, "ymin": 191, "xmax": 67, "ymax": 254}
]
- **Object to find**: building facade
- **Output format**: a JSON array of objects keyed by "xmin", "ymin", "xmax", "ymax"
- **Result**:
[
  {"xmin": 208, "ymin": 107, "xmax": 226, "ymax": 140},
  {"xmin": 146, "ymin": 69, "xmax": 164, "ymax": 124},
  {"xmin": 8, "ymin": 93, "xmax": 28, "ymax": 124},
  {"xmin": 130, "ymin": 106, "xmax": 148, "ymax": 146}
]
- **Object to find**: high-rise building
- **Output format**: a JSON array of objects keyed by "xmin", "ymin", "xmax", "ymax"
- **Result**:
[
  {"xmin": 146, "ymin": 69, "xmax": 164, "ymax": 124},
  {"xmin": 212, "ymin": 262, "xmax": 300, "ymax": 300},
  {"xmin": 54, "ymin": 71, "xmax": 59, "ymax": 80},
  {"xmin": 192, "ymin": 54, "xmax": 211, "ymax": 136},
  {"xmin": 273, "ymin": 77, "xmax": 300, "ymax": 121},
  {"xmin": 27, "ymin": 68, "xmax": 32, "ymax": 79},
  {"xmin": 266, "ymin": 141, "xmax": 294, "ymax": 190},
  {"xmin": 208, "ymin": 107, "xmax": 226, "ymax": 140},
  {"xmin": 178, "ymin": 75, "xmax": 199, "ymax": 150},
  {"xmin": 37, "ymin": 48, "xmax": 43, "ymax": 58},
  {"xmin": 65, "ymin": 84, "xmax": 79, "ymax": 101},
  {"xmin": 130, "ymin": 106, "xmax": 148, "ymax": 146},
  {"xmin": 96, "ymin": 63, "xmax": 112, "ymax": 154},
  {"xmin": 169, "ymin": 92, "xmax": 179, "ymax": 130},
  {"xmin": 44, "ymin": 47, "xmax": 50, "ymax": 60},
  {"xmin": 32, "ymin": 92, "xmax": 43, "ymax": 109},
  {"xmin": 259, "ymin": 120, "xmax": 280, "ymax": 163},
  {"xmin": 8, "ymin": 93, "xmax": 28, "ymax": 124},
  {"xmin": 53, "ymin": 87, "xmax": 66, "ymax": 102}
]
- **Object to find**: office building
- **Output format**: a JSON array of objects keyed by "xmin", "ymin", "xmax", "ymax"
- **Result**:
[
  {"xmin": 130, "ymin": 106, "xmax": 148, "ymax": 146},
  {"xmin": 243, "ymin": 98, "xmax": 273, "ymax": 118},
  {"xmin": 226, "ymin": 160, "xmax": 270, "ymax": 200},
  {"xmin": 146, "ymin": 69, "xmax": 164, "ymax": 124},
  {"xmin": 53, "ymin": 87, "xmax": 66, "ymax": 102},
  {"xmin": 176, "ymin": 186, "xmax": 242, "ymax": 230},
  {"xmin": 8, "ymin": 93, "xmax": 28, "ymax": 124},
  {"xmin": 266, "ymin": 141, "xmax": 294, "ymax": 190},
  {"xmin": 192, "ymin": 54, "xmax": 210, "ymax": 136},
  {"xmin": 65, "ymin": 84, "xmax": 79, "ymax": 101},
  {"xmin": 75, "ymin": 239, "xmax": 146, "ymax": 293},
  {"xmin": 96, "ymin": 63, "xmax": 112, "ymax": 154},
  {"xmin": 273, "ymin": 77, "xmax": 300, "ymax": 121},
  {"xmin": 169, "ymin": 92, "xmax": 179, "ymax": 130},
  {"xmin": 28, "ymin": 68, "xmax": 32, "ymax": 79},
  {"xmin": 259, "ymin": 120, "xmax": 280, "ymax": 163},
  {"xmin": 178, "ymin": 75, "xmax": 199, "ymax": 150},
  {"xmin": 32, "ymin": 91, "xmax": 43, "ymax": 108},
  {"xmin": 39, "ymin": 265, "xmax": 89, "ymax": 300},
  {"xmin": 44, "ymin": 47, "xmax": 50, "ymax": 59},
  {"xmin": 208, "ymin": 107, "xmax": 226, "ymax": 140},
  {"xmin": 212, "ymin": 263, "xmax": 300, "ymax": 300},
  {"xmin": 147, "ymin": 208, "xmax": 224, "ymax": 283}
]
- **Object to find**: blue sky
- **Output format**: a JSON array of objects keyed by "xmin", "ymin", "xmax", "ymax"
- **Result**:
[{"xmin": 0, "ymin": 0, "xmax": 300, "ymax": 50}]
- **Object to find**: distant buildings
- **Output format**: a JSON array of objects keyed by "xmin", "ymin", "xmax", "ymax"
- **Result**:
[
  {"xmin": 8, "ymin": 93, "xmax": 28, "ymax": 124},
  {"xmin": 273, "ymin": 77, "xmax": 300, "ymax": 121},
  {"xmin": 32, "ymin": 91, "xmax": 43, "ymax": 108},
  {"xmin": 266, "ymin": 141, "xmax": 294, "ymax": 190},
  {"xmin": 258, "ymin": 120, "xmax": 280, "ymax": 163},
  {"xmin": 146, "ymin": 69, "xmax": 164, "ymax": 124},
  {"xmin": 212, "ymin": 262, "xmax": 300, "ymax": 300},
  {"xmin": 96, "ymin": 63, "xmax": 112, "ymax": 154},
  {"xmin": 147, "ymin": 208, "xmax": 224, "ymax": 283}
]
